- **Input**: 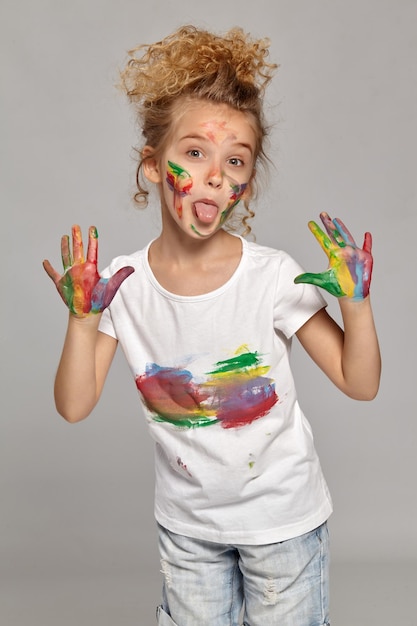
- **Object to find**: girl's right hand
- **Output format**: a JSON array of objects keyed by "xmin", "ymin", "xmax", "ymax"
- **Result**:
[{"xmin": 43, "ymin": 225, "xmax": 134, "ymax": 317}]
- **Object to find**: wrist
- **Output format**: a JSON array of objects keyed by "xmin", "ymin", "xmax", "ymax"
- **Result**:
[
  {"xmin": 339, "ymin": 293, "xmax": 372, "ymax": 313},
  {"xmin": 68, "ymin": 311, "xmax": 102, "ymax": 329}
]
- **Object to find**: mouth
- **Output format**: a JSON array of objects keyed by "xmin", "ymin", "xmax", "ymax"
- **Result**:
[{"xmin": 193, "ymin": 200, "xmax": 219, "ymax": 225}]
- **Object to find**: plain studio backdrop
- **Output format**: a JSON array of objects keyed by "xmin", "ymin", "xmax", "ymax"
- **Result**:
[{"xmin": 1, "ymin": 1, "xmax": 416, "ymax": 624}]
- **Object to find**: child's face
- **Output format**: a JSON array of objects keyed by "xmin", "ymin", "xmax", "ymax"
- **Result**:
[{"xmin": 148, "ymin": 101, "xmax": 257, "ymax": 239}]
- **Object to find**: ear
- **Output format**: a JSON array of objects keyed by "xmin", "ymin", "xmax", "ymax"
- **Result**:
[{"xmin": 142, "ymin": 146, "xmax": 162, "ymax": 184}]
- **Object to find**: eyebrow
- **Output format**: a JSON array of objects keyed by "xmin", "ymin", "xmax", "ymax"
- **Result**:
[{"xmin": 179, "ymin": 134, "xmax": 254, "ymax": 154}]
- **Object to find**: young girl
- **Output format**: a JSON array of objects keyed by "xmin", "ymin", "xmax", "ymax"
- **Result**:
[{"xmin": 43, "ymin": 25, "xmax": 381, "ymax": 626}]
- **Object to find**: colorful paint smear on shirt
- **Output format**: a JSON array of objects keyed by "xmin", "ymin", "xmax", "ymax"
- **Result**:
[
  {"xmin": 135, "ymin": 346, "xmax": 278, "ymax": 429},
  {"xmin": 166, "ymin": 161, "xmax": 193, "ymax": 218},
  {"xmin": 135, "ymin": 363, "xmax": 216, "ymax": 428}
]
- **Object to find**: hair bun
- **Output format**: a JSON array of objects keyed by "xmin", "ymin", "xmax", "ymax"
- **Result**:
[{"xmin": 121, "ymin": 25, "xmax": 277, "ymax": 107}]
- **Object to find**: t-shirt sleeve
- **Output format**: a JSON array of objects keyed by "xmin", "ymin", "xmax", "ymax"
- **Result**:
[
  {"xmin": 97, "ymin": 262, "xmax": 118, "ymax": 339},
  {"xmin": 273, "ymin": 251, "xmax": 327, "ymax": 338},
  {"xmin": 98, "ymin": 307, "xmax": 117, "ymax": 339}
]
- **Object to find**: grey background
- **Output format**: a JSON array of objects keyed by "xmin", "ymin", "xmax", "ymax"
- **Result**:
[{"xmin": 1, "ymin": 0, "xmax": 416, "ymax": 624}]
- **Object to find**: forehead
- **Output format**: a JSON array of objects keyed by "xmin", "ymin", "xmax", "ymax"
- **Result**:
[{"xmin": 171, "ymin": 101, "xmax": 257, "ymax": 147}]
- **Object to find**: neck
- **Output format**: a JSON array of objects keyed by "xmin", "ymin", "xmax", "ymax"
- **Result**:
[
  {"xmin": 148, "ymin": 227, "xmax": 243, "ymax": 297},
  {"xmin": 153, "ymin": 226, "xmax": 237, "ymax": 265}
]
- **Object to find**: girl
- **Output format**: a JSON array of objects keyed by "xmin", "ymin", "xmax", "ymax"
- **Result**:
[{"xmin": 43, "ymin": 25, "xmax": 381, "ymax": 626}]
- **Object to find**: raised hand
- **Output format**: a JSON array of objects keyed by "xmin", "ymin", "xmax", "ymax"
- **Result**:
[
  {"xmin": 294, "ymin": 212, "xmax": 373, "ymax": 300},
  {"xmin": 43, "ymin": 225, "xmax": 134, "ymax": 316}
]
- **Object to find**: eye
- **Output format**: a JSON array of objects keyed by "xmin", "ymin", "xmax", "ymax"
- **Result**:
[
  {"xmin": 228, "ymin": 157, "xmax": 244, "ymax": 167},
  {"xmin": 187, "ymin": 149, "xmax": 203, "ymax": 158}
]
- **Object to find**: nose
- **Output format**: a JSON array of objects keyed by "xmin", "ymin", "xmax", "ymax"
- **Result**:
[{"xmin": 206, "ymin": 167, "xmax": 223, "ymax": 188}]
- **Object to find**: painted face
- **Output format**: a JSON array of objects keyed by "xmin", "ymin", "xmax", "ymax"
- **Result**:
[{"xmin": 159, "ymin": 102, "xmax": 256, "ymax": 238}]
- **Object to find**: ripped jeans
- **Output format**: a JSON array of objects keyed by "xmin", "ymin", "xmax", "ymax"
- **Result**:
[{"xmin": 156, "ymin": 522, "xmax": 330, "ymax": 626}]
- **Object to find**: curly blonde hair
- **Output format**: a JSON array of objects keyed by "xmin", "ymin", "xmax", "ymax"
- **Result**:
[{"xmin": 120, "ymin": 25, "xmax": 277, "ymax": 234}]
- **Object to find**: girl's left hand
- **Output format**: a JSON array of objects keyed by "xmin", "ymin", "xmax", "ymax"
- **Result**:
[{"xmin": 294, "ymin": 212, "xmax": 373, "ymax": 301}]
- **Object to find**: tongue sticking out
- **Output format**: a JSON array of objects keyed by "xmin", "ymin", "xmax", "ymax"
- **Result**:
[{"xmin": 194, "ymin": 202, "xmax": 218, "ymax": 224}]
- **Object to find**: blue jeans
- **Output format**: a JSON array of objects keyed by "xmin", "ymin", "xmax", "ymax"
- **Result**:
[{"xmin": 156, "ymin": 522, "xmax": 330, "ymax": 626}]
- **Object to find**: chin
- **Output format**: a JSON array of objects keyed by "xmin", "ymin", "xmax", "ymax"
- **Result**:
[{"xmin": 190, "ymin": 223, "xmax": 221, "ymax": 238}]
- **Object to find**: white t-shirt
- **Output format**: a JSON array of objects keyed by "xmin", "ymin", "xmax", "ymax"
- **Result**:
[{"xmin": 99, "ymin": 236, "xmax": 332, "ymax": 545}]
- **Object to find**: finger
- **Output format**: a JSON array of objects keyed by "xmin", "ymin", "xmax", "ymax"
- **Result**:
[
  {"xmin": 86, "ymin": 226, "xmax": 98, "ymax": 264},
  {"xmin": 72, "ymin": 225, "xmax": 84, "ymax": 264},
  {"xmin": 362, "ymin": 231, "xmax": 372, "ymax": 255},
  {"xmin": 319, "ymin": 212, "xmax": 338, "ymax": 242},
  {"xmin": 61, "ymin": 235, "xmax": 72, "ymax": 270},
  {"xmin": 320, "ymin": 212, "xmax": 347, "ymax": 247},
  {"xmin": 333, "ymin": 217, "xmax": 357, "ymax": 247},
  {"xmin": 307, "ymin": 220, "xmax": 333, "ymax": 258},
  {"xmin": 42, "ymin": 259, "xmax": 62, "ymax": 284}
]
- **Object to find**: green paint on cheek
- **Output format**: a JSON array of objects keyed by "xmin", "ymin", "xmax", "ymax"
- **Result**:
[
  {"xmin": 168, "ymin": 161, "xmax": 189, "ymax": 178},
  {"xmin": 166, "ymin": 161, "xmax": 193, "ymax": 195},
  {"xmin": 166, "ymin": 160, "xmax": 193, "ymax": 219},
  {"xmin": 220, "ymin": 181, "xmax": 248, "ymax": 225}
]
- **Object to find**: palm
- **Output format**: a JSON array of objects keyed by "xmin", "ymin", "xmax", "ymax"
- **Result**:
[
  {"xmin": 295, "ymin": 212, "xmax": 373, "ymax": 300},
  {"xmin": 43, "ymin": 225, "xmax": 134, "ymax": 316}
]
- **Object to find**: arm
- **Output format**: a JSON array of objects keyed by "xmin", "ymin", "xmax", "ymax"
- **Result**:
[
  {"xmin": 296, "ymin": 302, "xmax": 380, "ymax": 400},
  {"xmin": 295, "ymin": 213, "xmax": 381, "ymax": 400},
  {"xmin": 43, "ymin": 225, "xmax": 134, "ymax": 422},
  {"xmin": 53, "ymin": 316, "xmax": 117, "ymax": 422}
]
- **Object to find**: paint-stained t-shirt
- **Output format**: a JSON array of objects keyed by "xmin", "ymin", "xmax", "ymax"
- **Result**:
[{"xmin": 99, "ymin": 236, "xmax": 333, "ymax": 544}]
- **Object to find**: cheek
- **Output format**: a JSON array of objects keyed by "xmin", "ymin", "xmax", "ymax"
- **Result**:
[
  {"xmin": 165, "ymin": 161, "xmax": 193, "ymax": 218},
  {"xmin": 219, "ymin": 182, "xmax": 248, "ymax": 225},
  {"xmin": 166, "ymin": 161, "xmax": 193, "ymax": 195},
  {"xmin": 227, "ymin": 181, "xmax": 248, "ymax": 208}
]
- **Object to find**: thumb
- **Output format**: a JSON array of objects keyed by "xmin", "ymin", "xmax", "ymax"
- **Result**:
[
  {"xmin": 93, "ymin": 266, "xmax": 135, "ymax": 311},
  {"xmin": 294, "ymin": 269, "xmax": 345, "ymax": 298}
]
